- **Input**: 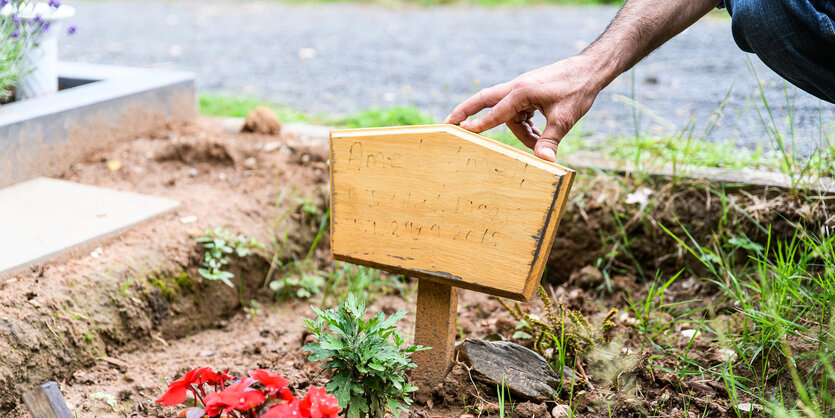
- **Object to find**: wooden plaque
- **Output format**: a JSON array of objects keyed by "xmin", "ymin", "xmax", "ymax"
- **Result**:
[{"xmin": 329, "ymin": 124, "xmax": 575, "ymax": 301}]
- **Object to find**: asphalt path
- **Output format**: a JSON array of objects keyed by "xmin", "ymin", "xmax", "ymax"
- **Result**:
[{"xmin": 62, "ymin": 1, "xmax": 834, "ymax": 154}]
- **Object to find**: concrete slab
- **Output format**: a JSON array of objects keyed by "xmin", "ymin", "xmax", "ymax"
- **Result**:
[
  {"xmin": 0, "ymin": 177, "xmax": 179, "ymax": 277},
  {"xmin": 0, "ymin": 62, "xmax": 196, "ymax": 188}
]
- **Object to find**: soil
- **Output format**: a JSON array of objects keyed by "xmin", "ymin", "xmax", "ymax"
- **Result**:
[{"xmin": 2, "ymin": 117, "xmax": 828, "ymax": 417}]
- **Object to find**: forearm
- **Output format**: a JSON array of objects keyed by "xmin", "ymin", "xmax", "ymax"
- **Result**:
[{"xmin": 582, "ymin": 0, "xmax": 720, "ymax": 90}]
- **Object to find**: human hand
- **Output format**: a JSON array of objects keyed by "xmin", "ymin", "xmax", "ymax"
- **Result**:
[{"xmin": 444, "ymin": 54, "xmax": 604, "ymax": 162}]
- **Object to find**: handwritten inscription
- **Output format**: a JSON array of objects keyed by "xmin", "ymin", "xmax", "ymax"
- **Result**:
[
  {"xmin": 335, "ymin": 136, "xmax": 538, "ymax": 251},
  {"xmin": 347, "ymin": 217, "xmax": 501, "ymax": 246},
  {"xmin": 330, "ymin": 125, "xmax": 574, "ymax": 300}
]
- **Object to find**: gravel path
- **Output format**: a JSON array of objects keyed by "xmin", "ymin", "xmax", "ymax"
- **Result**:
[{"xmin": 62, "ymin": 1, "xmax": 833, "ymax": 153}]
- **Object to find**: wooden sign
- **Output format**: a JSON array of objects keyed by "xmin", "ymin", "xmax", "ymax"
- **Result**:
[{"xmin": 329, "ymin": 124, "xmax": 574, "ymax": 301}]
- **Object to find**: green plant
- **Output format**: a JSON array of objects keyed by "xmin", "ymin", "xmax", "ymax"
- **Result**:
[
  {"xmin": 662, "ymin": 220, "xmax": 835, "ymax": 416},
  {"xmin": 270, "ymin": 268, "xmax": 325, "ymax": 299},
  {"xmin": 1, "ymin": 1, "xmax": 77, "ymax": 101},
  {"xmin": 321, "ymin": 263, "xmax": 410, "ymax": 308},
  {"xmin": 197, "ymin": 228, "xmax": 264, "ymax": 287},
  {"xmin": 338, "ymin": 105, "xmax": 435, "ymax": 128},
  {"xmin": 496, "ymin": 379, "xmax": 509, "ymax": 418},
  {"xmin": 90, "ymin": 391, "xmax": 118, "ymax": 411},
  {"xmin": 198, "ymin": 93, "xmax": 315, "ymax": 123},
  {"xmin": 499, "ymin": 285, "xmax": 617, "ymax": 384},
  {"xmin": 303, "ymin": 293, "xmax": 426, "ymax": 418}
]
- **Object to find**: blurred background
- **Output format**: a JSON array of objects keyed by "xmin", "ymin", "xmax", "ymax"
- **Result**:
[{"xmin": 61, "ymin": 0, "xmax": 834, "ymax": 156}]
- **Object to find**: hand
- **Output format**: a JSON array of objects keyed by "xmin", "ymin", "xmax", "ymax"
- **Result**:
[{"xmin": 444, "ymin": 54, "xmax": 604, "ymax": 162}]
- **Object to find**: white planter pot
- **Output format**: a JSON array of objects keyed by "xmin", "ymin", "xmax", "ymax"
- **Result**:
[{"xmin": 2, "ymin": 3, "xmax": 75, "ymax": 100}]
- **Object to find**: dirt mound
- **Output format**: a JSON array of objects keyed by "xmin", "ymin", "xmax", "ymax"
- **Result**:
[
  {"xmin": 241, "ymin": 106, "xmax": 282, "ymax": 135},
  {"xmin": 0, "ymin": 119, "xmax": 327, "ymax": 412},
  {"xmin": 548, "ymin": 178, "xmax": 834, "ymax": 284}
]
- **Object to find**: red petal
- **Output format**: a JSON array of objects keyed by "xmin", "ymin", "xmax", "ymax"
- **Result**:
[
  {"xmin": 261, "ymin": 399, "xmax": 303, "ymax": 418},
  {"xmin": 155, "ymin": 385, "xmax": 188, "ymax": 407}
]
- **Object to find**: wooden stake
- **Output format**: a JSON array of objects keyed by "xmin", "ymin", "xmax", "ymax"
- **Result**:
[
  {"xmin": 411, "ymin": 279, "xmax": 459, "ymax": 391},
  {"xmin": 21, "ymin": 381, "xmax": 73, "ymax": 418}
]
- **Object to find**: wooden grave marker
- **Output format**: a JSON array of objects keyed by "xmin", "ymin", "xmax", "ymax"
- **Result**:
[{"xmin": 329, "ymin": 124, "xmax": 575, "ymax": 387}]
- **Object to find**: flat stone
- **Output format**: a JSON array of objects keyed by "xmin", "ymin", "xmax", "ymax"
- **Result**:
[
  {"xmin": 0, "ymin": 177, "xmax": 179, "ymax": 277},
  {"xmin": 456, "ymin": 339, "xmax": 560, "ymax": 402}
]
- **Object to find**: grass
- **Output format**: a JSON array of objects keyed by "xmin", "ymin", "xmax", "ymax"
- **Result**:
[
  {"xmin": 659, "ymin": 222, "xmax": 835, "ymax": 416},
  {"xmin": 203, "ymin": 90, "xmax": 834, "ymax": 415},
  {"xmin": 198, "ymin": 92, "xmax": 833, "ymax": 182}
]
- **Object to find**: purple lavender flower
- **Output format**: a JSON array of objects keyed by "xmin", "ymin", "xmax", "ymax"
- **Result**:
[
  {"xmin": 0, "ymin": 0, "xmax": 8, "ymax": 7},
  {"xmin": 33, "ymin": 14, "xmax": 42, "ymax": 23},
  {"xmin": 67, "ymin": 25, "xmax": 77, "ymax": 35},
  {"xmin": 48, "ymin": 0, "xmax": 61, "ymax": 7},
  {"xmin": 11, "ymin": 28, "xmax": 19, "ymax": 38},
  {"xmin": 11, "ymin": 14, "xmax": 20, "ymax": 25}
]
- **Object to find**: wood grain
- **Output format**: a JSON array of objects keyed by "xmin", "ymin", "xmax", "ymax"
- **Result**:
[
  {"xmin": 21, "ymin": 381, "xmax": 73, "ymax": 418},
  {"xmin": 329, "ymin": 124, "xmax": 574, "ymax": 301}
]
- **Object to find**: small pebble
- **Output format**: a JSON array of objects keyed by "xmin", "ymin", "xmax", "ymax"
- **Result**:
[
  {"xmin": 180, "ymin": 215, "xmax": 197, "ymax": 224},
  {"xmin": 552, "ymin": 405, "xmax": 570, "ymax": 418},
  {"xmin": 737, "ymin": 402, "xmax": 762, "ymax": 412},
  {"xmin": 680, "ymin": 329, "xmax": 700, "ymax": 339},
  {"xmin": 717, "ymin": 348, "xmax": 736, "ymax": 362},
  {"xmin": 199, "ymin": 350, "xmax": 216, "ymax": 357}
]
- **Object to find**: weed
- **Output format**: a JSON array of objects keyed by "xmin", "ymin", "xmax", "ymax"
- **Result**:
[
  {"xmin": 270, "ymin": 267, "xmax": 325, "ymax": 299},
  {"xmin": 90, "ymin": 392, "xmax": 118, "ymax": 411},
  {"xmin": 662, "ymin": 219, "xmax": 835, "ymax": 416},
  {"xmin": 496, "ymin": 379, "xmax": 508, "ymax": 418},
  {"xmin": 118, "ymin": 279, "xmax": 133, "ymax": 297},
  {"xmin": 196, "ymin": 227, "xmax": 264, "ymax": 288},
  {"xmin": 498, "ymin": 285, "xmax": 617, "ymax": 381},
  {"xmin": 303, "ymin": 293, "xmax": 426, "ymax": 418}
]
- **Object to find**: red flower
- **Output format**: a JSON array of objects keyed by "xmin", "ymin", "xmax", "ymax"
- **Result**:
[
  {"xmin": 204, "ymin": 378, "xmax": 266, "ymax": 416},
  {"xmin": 248, "ymin": 369, "xmax": 290, "ymax": 395},
  {"xmin": 155, "ymin": 368, "xmax": 202, "ymax": 406},
  {"xmin": 261, "ymin": 399, "xmax": 303, "ymax": 418},
  {"xmin": 279, "ymin": 387, "xmax": 295, "ymax": 402},
  {"xmin": 197, "ymin": 367, "xmax": 233, "ymax": 386},
  {"xmin": 298, "ymin": 386, "xmax": 340, "ymax": 418}
]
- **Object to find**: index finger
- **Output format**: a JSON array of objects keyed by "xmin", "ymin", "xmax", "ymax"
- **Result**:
[{"xmin": 444, "ymin": 83, "xmax": 512, "ymax": 125}]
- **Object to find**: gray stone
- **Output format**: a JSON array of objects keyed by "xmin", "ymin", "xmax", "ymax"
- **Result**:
[
  {"xmin": 456, "ymin": 339, "xmax": 559, "ymax": 402},
  {"xmin": 0, "ymin": 177, "xmax": 179, "ymax": 278}
]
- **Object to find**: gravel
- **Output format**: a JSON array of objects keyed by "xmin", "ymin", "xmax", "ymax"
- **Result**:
[{"xmin": 61, "ymin": 0, "xmax": 833, "ymax": 154}]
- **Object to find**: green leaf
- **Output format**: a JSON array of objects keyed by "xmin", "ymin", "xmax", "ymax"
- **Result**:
[
  {"xmin": 513, "ymin": 330, "xmax": 534, "ymax": 339},
  {"xmin": 328, "ymin": 373, "xmax": 353, "ymax": 407}
]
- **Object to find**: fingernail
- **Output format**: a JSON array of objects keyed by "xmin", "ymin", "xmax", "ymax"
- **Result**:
[{"xmin": 540, "ymin": 148, "xmax": 556, "ymax": 162}]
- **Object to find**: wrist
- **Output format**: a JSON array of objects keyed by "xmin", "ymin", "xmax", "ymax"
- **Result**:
[{"xmin": 578, "ymin": 44, "xmax": 626, "ymax": 91}]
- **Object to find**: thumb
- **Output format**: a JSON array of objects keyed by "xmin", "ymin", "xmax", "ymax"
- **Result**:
[{"xmin": 533, "ymin": 117, "xmax": 566, "ymax": 162}]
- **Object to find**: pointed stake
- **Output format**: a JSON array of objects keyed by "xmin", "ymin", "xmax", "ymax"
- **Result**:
[{"xmin": 411, "ymin": 279, "xmax": 459, "ymax": 395}]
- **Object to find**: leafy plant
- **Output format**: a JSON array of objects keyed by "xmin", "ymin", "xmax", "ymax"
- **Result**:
[
  {"xmin": 155, "ymin": 367, "xmax": 340, "ymax": 418},
  {"xmin": 197, "ymin": 227, "xmax": 264, "ymax": 287},
  {"xmin": 270, "ymin": 268, "xmax": 325, "ymax": 299},
  {"xmin": 303, "ymin": 293, "xmax": 426, "ymax": 418}
]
